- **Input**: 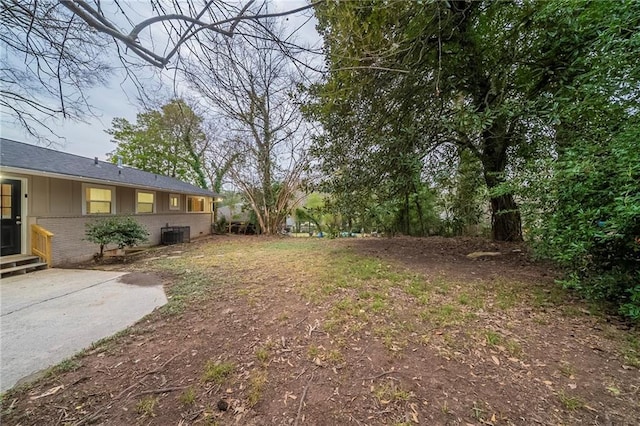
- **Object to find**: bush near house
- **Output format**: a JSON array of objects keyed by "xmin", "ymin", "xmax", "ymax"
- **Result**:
[{"xmin": 85, "ymin": 216, "xmax": 149, "ymax": 258}]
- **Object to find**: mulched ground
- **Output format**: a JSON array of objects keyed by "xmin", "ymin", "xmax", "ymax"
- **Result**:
[{"xmin": 1, "ymin": 235, "xmax": 638, "ymax": 426}]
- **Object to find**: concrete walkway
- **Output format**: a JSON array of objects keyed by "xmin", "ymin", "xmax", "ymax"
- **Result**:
[{"xmin": 0, "ymin": 269, "xmax": 167, "ymax": 392}]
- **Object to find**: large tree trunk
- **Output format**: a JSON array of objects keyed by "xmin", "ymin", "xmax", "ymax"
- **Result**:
[
  {"xmin": 481, "ymin": 121, "xmax": 523, "ymax": 242},
  {"xmin": 489, "ymin": 192, "xmax": 522, "ymax": 241},
  {"xmin": 482, "ymin": 165, "xmax": 523, "ymax": 242}
]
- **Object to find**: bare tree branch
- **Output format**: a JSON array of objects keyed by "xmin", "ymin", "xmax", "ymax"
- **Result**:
[
  {"xmin": 184, "ymin": 17, "xmax": 311, "ymax": 234},
  {"xmin": 59, "ymin": 0, "xmax": 323, "ymax": 68}
]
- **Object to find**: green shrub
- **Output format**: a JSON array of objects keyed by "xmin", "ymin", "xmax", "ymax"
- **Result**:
[
  {"xmin": 215, "ymin": 215, "xmax": 228, "ymax": 233},
  {"xmin": 85, "ymin": 216, "xmax": 149, "ymax": 258},
  {"xmin": 539, "ymin": 124, "xmax": 640, "ymax": 319}
]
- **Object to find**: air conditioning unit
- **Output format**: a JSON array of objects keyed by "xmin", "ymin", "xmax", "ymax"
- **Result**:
[{"xmin": 160, "ymin": 226, "xmax": 191, "ymax": 245}]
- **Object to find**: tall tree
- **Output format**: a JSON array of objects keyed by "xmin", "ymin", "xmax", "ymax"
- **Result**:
[
  {"xmin": 309, "ymin": 0, "xmax": 580, "ymax": 241},
  {"xmin": 107, "ymin": 99, "xmax": 209, "ymax": 189},
  {"xmin": 184, "ymin": 19, "xmax": 310, "ymax": 235}
]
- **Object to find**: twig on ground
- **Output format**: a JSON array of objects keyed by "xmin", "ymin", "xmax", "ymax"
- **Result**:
[
  {"xmin": 69, "ymin": 376, "xmax": 91, "ymax": 386},
  {"xmin": 55, "ymin": 408, "xmax": 65, "ymax": 426},
  {"xmin": 294, "ymin": 315, "xmax": 309, "ymax": 328},
  {"xmin": 359, "ymin": 370, "xmax": 394, "ymax": 381},
  {"xmin": 349, "ymin": 414, "xmax": 364, "ymax": 425},
  {"xmin": 206, "ymin": 383, "xmax": 222, "ymax": 396},
  {"xmin": 294, "ymin": 371, "xmax": 315, "ymax": 426},
  {"xmin": 186, "ymin": 408, "xmax": 205, "ymax": 421},
  {"xmin": 73, "ymin": 351, "xmax": 186, "ymax": 426},
  {"xmin": 307, "ymin": 321, "xmax": 317, "ymax": 338},
  {"xmin": 135, "ymin": 385, "xmax": 190, "ymax": 396},
  {"xmin": 355, "ymin": 344, "xmax": 372, "ymax": 364},
  {"xmin": 295, "ymin": 367, "xmax": 307, "ymax": 380}
]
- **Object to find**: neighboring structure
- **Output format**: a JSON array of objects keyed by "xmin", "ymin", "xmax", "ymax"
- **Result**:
[{"xmin": 0, "ymin": 138, "xmax": 217, "ymax": 266}]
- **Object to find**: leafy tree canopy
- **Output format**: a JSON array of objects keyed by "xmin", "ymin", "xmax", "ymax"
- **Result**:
[
  {"xmin": 107, "ymin": 99, "xmax": 209, "ymax": 189},
  {"xmin": 308, "ymin": 0, "xmax": 639, "ymax": 243}
]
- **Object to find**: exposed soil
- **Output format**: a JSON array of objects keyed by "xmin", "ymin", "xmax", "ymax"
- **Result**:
[{"xmin": 1, "ymin": 235, "xmax": 638, "ymax": 426}]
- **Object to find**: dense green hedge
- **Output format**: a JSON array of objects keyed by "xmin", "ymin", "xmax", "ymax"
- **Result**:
[{"xmin": 539, "ymin": 125, "xmax": 640, "ymax": 319}]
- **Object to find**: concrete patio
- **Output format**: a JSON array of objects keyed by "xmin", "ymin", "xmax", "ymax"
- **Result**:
[{"xmin": 0, "ymin": 268, "xmax": 167, "ymax": 392}]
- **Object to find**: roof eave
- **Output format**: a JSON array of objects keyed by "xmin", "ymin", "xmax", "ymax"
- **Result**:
[{"xmin": 0, "ymin": 166, "xmax": 216, "ymax": 197}]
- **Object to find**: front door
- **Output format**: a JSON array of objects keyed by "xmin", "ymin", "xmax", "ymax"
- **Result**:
[{"xmin": 1, "ymin": 179, "xmax": 22, "ymax": 256}]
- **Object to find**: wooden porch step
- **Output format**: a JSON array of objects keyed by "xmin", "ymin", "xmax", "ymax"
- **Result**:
[
  {"xmin": 1, "ymin": 255, "xmax": 48, "ymax": 278},
  {"xmin": 1, "ymin": 255, "xmax": 42, "ymax": 268},
  {"xmin": 1, "ymin": 262, "xmax": 48, "ymax": 277}
]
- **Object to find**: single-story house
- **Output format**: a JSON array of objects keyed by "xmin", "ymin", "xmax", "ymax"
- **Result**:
[{"xmin": 0, "ymin": 138, "xmax": 218, "ymax": 266}]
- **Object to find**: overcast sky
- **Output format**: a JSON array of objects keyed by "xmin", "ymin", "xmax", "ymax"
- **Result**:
[{"xmin": 0, "ymin": 0, "xmax": 321, "ymax": 161}]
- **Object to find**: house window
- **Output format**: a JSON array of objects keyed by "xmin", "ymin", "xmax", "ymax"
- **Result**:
[
  {"xmin": 169, "ymin": 194, "xmax": 180, "ymax": 210},
  {"xmin": 187, "ymin": 196, "xmax": 206, "ymax": 212},
  {"xmin": 84, "ymin": 185, "xmax": 115, "ymax": 214},
  {"xmin": 136, "ymin": 191, "xmax": 155, "ymax": 213},
  {"xmin": 1, "ymin": 183, "xmax": 12, "ymax": 219}
]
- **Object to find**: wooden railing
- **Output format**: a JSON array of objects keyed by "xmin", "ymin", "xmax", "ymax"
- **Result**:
[{"xmin": 31, "ymin": 224, "xmax": 54, "ymax": 267}]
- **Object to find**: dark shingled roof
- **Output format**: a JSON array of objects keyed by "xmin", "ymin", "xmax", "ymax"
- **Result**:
[{"xmin": 0, "ymin": 138, "xmax": 215, "ymax": 197}]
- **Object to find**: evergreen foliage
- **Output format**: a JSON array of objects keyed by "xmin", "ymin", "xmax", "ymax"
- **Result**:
[
  {"xmin": 107, "ymin": 99, "xmax": 209, "ymax": 189},
  {"xmin": 85, "ymin": 216, "xmax": 149, "ymax": 258}
]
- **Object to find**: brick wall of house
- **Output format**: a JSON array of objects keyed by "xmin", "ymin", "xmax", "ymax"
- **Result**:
[{"xmin": 36, "ymin": 213, "xmax": 212, "ymax": 266}]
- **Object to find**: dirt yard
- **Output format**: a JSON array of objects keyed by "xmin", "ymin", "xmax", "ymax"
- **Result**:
[{"xmin": 2, "ymin": 235, "xmax": 638, "ymax": 425}]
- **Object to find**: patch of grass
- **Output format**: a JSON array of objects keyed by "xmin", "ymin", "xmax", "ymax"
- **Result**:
[
  {"xmin": 441, "ymin": 331, "xmax": 473, "ymax": 354},
  {"xmin": 622, "ymin": 335, "xmax": 640, "ymax": 368},
  {"xmin": 434, "ymin": 280, "xmax": 450, "ymax": 296},
  {"xmin": 558, "ymin": 361, "xmax": 575, "ymax": 378},
  {"xmin": 306, "ymin": 345, "xmax": 344, "ymax": 365},
  {"xmin": 247, "ymin": 370, "xmax": 268, "ymax": 407},
  {"xmin": 561, "ymin": 306, "xmax": 585, "ymax": 317},
  {"xmin": 382, "ymin": 335, "xmax": 401, "ymax": 353},
  {"xmin": 277, "ymin": 312, "xmax": 290, "ymax": 322},
  {"xmin": 458, "ymin": 293, "xmax": 471, "ymax": 306},
  {"xmin": 533, "ymin": 315, "xmax": 550, "ymax": 325},
  {"xmin": 156, "ymin": 268, "xmax": 216, "ymax": 316},
  {"xmin": 373, "ymin": 381, "xmax": 411, "ymax": 403},
  {"xmin": 255, "ymin": 347, "xmax": 270, "ymax": 364},
  {"xmin": 606, "ymin": 385, "xmax": 621, "ymax": 396},
  {"xmin": 179, "ymin": 387, "xmax": 196, "ymax": 406},
  {"xmin": 421, "ymin": 304, "xmax": 461, "ymax": 327},
  {"xmin": 90, "ymin": 327, "xmax": 132, "ymax": 353},
  {"xmin": 532, "ymin": 286, "xmax": 567, "ymax": 308},
  {"xmin": 357, "ymin": 291, "xmax": 390, "ymax": 313},
  {"xmin": 326, "ymin": 349, "xmax": 345, "ymax": 364},
  {"xmin": 45, "ymin": 358, "xmax": 81, "ymax": 377},
  {"xmin": 307, "ymin": 345, "xmax": 320, "ymax": 359},
  {"xmin": 485, "ymin": 330, "xmax": 502, "ymax": 347},
  {"xmin": 471, "ymin": 401, "xmax": 485, "ymax": 420},
  {"xmin": 327, "ymin": 297, "xmax": 370, "ymax": 327},
  {"xmin": 405, "ymin": 278, "xmax": 431, "ymax": 304},
  {"xmin": 202, "ymin": 361, "xmax": 234, "ymax": 384},
  {"xmin": 370, "ymin": 295, "xmax": 388, "ymax": 313},
  {"xmin": 557, "ymin": 390, "xmax": 584, "ymax": 410},
  {"xmin": 495, "ymin": 288, "xmax": 518, "ymax": 310},
  {"xmin": 458, "ymin": 290, "xmax": 486, "ymax": 310},
  {"xmin": 505, "ymin": 339, "xmax": 523, "ymax": 357},
  {"xmin": 136, "ymin": 396, "xmax": 158, "ymax": 417}
]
